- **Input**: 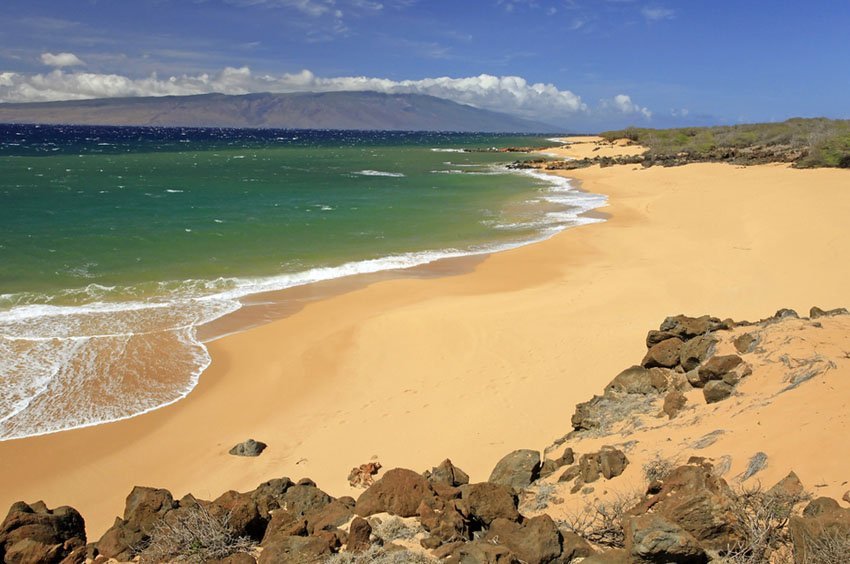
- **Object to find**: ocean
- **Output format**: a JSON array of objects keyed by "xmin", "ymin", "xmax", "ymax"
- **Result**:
[{"xmin": 0, "ymin": 125, "xmax": 605, "ymax": 440}]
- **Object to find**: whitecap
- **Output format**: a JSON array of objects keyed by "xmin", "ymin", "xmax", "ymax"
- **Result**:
[{"xmin": 354, "ymin": 170, "xmax": 406, "ymax": 177}]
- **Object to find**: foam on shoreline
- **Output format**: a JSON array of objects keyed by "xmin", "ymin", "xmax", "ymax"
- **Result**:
[{"xmin": 0, "ymin": 159, "xmax": 606, "ymax": 441}]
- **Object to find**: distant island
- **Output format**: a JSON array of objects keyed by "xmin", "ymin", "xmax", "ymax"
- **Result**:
[{"xmin": 0, "ymin": 91, "xmax": 555, "ymax": 133}]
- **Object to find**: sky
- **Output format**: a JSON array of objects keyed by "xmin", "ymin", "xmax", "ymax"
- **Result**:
[{"xmin": 1, "ymin": 0, "xmax": 848, "ymax": 131}]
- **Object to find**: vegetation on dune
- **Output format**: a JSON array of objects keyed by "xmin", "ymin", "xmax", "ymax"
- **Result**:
[{"xmin": 600, "ymin": 117, "xmax": 850, "ymax": 168}]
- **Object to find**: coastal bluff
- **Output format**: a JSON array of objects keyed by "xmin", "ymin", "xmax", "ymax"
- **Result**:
[{"xmin": 4, "ymin": 308, "xmax": 850, "ymax": 563}]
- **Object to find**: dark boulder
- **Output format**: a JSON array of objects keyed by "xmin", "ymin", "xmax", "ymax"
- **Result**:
[
  {"xmin": 0, "ymin": 501, "xmax": 86, "ymax": 564},
  {"xmin": 577, "ymin": 447, "xmax": 629, "ymax": 484},
  {"xmin": 444, "ymin": 539, "xmax": 519, "ymax": 563},
  {"xmin": 346, "ymin": 517, "xmax": 371, "ymax": 552},
  {"xmin": 810, "ymin": 306, "xmax": 849, "ymax": 318},
  {"xmin": 257, "ymin": 535, "xmax": 332, "ymax": 564},
  {"xmin": 355, "ymin": 468, "xmax": 436, "ymax": 518},
  {"xmin": 425, "ymin": 459, "xmax": 470, "ymax": 487},
  {"xmin": 628, "ymin": 462, "xmax": 738, "ymax": 551},
  {"xmin": 460, "ymin": 483, "xmax": 519, "ymax": 527},
  {"xmin": 703, "ymin": 381, "xmax": 735, "ymax": 403},
  {"xmin": 250, "ymin": 477, "xmax": 294, "ymax": 518},
  {"xmin": 559, "ymin": 530, "xmax": 595, "ymax": 560},
  {"xmin": 281, "ymin": 484, "xmax": 333, "ymax": 517},
  {"xmin": 96, "ymin": 486, "xmax": 176, "ymax": 561},
  {"xmin": 789, "ymin": 497, "xmax": 850, "ymax": 562},
  {"xmin": 623, "ymin": 513, "xmax": 708, "ymax": 563},
  {"xmin": 679, "ymin": 334, "xmax": 717, "ymax": 372},
  {"xmin": 773, "ymin": 308, "xmax": 799, "ymax": 320},
  {"xmin": 605, "ymin": 366, "xmax": 669, "ymax": 395},
  {"xmin": 660, "ymin": 315, "xmax": 724, "ymax": 340},
  {"xmin": 209, "ymin": 490, "xmax": 266, "ymax": 540},
  {"xmin": 646, "ymin": 330, "xmax": 680, "ymax": 348},
  {"xmin": 488, "ymin": 449, "xmax": 541, "ymax": 492},
  {"xmin": 419, "ymin": 498, "xmax": 470, "ymax": 545},
  {"xmin": 642, "ymin": 337, "xmax": 684, "ymax": 369},
  {"xmin": 698, "ymin": 354, "xmax": 743, "ymax": 381},
  {"xmin": 733, "ymin": 333, "xmax": 758, "ymax": 354},
  {"xmin": 663, "ymin": 390, "xmax": 688, "ymax": 419},
  {"xmin": 305, "ymin": 499, "xmax": 354, "ymax": 535},
  {"xmin": 484, "ymin": 515, "xmax": 562, "ymax": 564},
  {"xmin": 228, "ymin": 439, "xmax": 267, "ymax": 457}
]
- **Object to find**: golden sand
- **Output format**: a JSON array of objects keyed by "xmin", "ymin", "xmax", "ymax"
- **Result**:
[{"xmin": 1, "ymin": 137, "xmax": 849, "ymax": 537}]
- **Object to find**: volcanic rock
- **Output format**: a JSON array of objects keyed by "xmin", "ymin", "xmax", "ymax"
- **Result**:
[
  {"xmin": 229, "ymin": 439, "xmax": 267, "ymax": 457},
  {"xmin": 0, "ymin": 501, "xmax": 86, "ymax": 564},
  {"xmin": 355, "ymin": 468, "xmax": 436, "ymax": 518},
  {"xmin": 488, "ymin": 449, "xmax": 541, "ymax": 492}
]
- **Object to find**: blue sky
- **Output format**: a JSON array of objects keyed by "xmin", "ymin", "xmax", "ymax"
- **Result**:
[{"xmin": 1, "ymin": 0, "xmax": 848, "ymax": 130}]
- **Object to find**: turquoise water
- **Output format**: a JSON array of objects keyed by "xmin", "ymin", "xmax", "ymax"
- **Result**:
[{"xmin": 0, "ymin": 126, "xmax": 604, "ymax": 440}]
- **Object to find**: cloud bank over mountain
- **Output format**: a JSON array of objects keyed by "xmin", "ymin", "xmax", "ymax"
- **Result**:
[{"xmin": 0, "ymin": 62, "xmax": 651, "ymax": 127}]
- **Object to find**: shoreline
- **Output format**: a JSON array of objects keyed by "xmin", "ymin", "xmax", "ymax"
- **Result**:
[{"xmin": 2, "ymin": 138, "xmax": 850, "ymax": 539}]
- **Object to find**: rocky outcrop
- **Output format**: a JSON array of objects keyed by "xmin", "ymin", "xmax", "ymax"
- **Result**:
[
  {"xmin": 354, "ymin": 468, "xmax": 436, "ymax": 518},
  {"xmin": 662, "ymin": 390, "xmax": 687, "ymax": 419},
  {"xmin": 460, "ymin": 482, "xmax": 520, "ymax": 527},
  {"xmin": 96, "ymin": 486, "xmax": 176, "ymax": 560},
  {"xmin": 627, "ymin": 461, "xmax": 738, "ymax": 551},
  {"xmin": 425, "ymin": 459, "xmax": 470, "ymax": 488},
  {"xmin": 488, "ymin": 449, "xmax": 541, "ymax": 492},
  {"xmin": 229, "ymin": 438, "xmax": 267, "ymax": 457},
  {"xmin": 642, "ymin": 337, "xmax": 684, "ymax": 368},
  {"xmin": 0, "ymin": 501, "xmax": 86, "ymax": 564},
  {"xmin": 623, "ymin": 513, "xmax": 708, "ymax": 563},
  {"xmin": 789, "ymin": 497, "xmax": 850, "ymax": 562},
  {"xmin": 483, "ymin": 515, "xmax": 562, "ymax": 564}
]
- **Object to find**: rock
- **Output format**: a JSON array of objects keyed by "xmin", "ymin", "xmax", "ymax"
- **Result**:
[
  {"xmin": 624, "ymin": 513, "xmax": 708, "ymax": 563},
  {"xmin": 733, "ymin": 332, "xmax": 758, "ymax": 354},
  {"xmin": 460, "ymin": 483, "xmax": 519, "ymax": 527},
  {"xmin": 262, "ymin": 510, "xmax": 307, "ymax": 545},
  {"xmin": 628, "ymin": 462, "xmax": 738, "ymax": 551},
  {"xmin": 810, "ymin": 306, "xmax": 849, "ymax": 318},
  {"xmin": 346, "ymin": 517, "xmax": 371, "ymax": 552},
  {"xmin": 646, "ymin": 330, "xmax": 680, "ymax": 348},
  {"xmin": 209, "ymin": 490, "xmax": 266, "ymax": 540},
  {"xmin": 305, "ymin": 499, "xmax": 353, "ymax": 535},
  {"xmin": 355, "ymin": 468, "xmax": 436, "ymax": 518},
  {"xmin": 229, "ymin": 438, "xmax": 267, "ymax": 457},
  {"xmin": 258, "ymin": 535, "xmax": 332, "ymax": 564},
  {"xmin": 537, "ymin": 459, "xmax": 562, "ymax": 481},
  {"xmin": 698, "ymin": 355, "xmax": 743, "ymax": 382},
  {"xmin": 281, "ymin": 484, "xmax": 333, "ymax": 517},
  {"xmin": 445, "ymin": 539, "xmax": 519, "ymax": 563},
  {"xmin": 0, "ymin": 501, "xmax": 86, "ymax": 564},
  {"xmin": 419, "ymin": 498, "xmax": 470, "ymax": 544},
  {"xmin": 642, "ymin": 337, "xmax": 684, "ymax": 368},
  {"xmin": 559, "ymin": 530, "xmax": 595, "ymax": 560},
  {"xmin": 843, "ymin": 490, "xmax": 850, "ymax": 504},
  {"xmin": 662, "ymin": 390, "xmax": 687, "ymax": 419},
  {"xmin": 558, "ymin": 465, "xmax": 581, "ymax": 483},
  {"xmin": 679, "ymin": 334, "xmax": 717, "ymax": 372},
  {"xmin": 348, "ymin": 462, "xmax": 382, "ymax": 488},
  {"xmin": 488, "ymin": 449, "xmax": 541, "ymax": 492},
  {"xmin": 558, "ymin": 447, "xmax": 575, "ymax": 466},
  {"xmin": 767, "ymin": 471, "xmax": 806, "ymax": 499},
  {"xmin": 789, "ymin": 497, "xmax": 850, "ymax": 562},
  {"xmin": 297, "ymin": 478, "xmax": 317, "ymax": 487},
  {"xmin": 571, "ymin": 395, "xmax": 605, "ymax": 431},
  {"xmin": 660, "ymin": 315, "xmax": 724, "ymax": 340},
  {"xmin": 484, "ymin": 515, "xmax": 562, "ymax": 564},
  {"xmin": 425, "ymin": 459, "xmax": 470, "ymax": 487},
  {"xmin": 251, "ymin": 477, "xmax": 295, "ymax": 518},
  {"xmin": 605, "ymin": 366, "xmax": 669, "ymax": 395},
  {"xmin": 578, "ymin": 447, "xmax": 629, "ymax": 484},
  {"xmin": 96, "ymin": 486, "xmax": 176, "ymax": 560},
  {"xmin": 773, "ymin": 308, "xmax": 799, "ymax": 319},
  {"xmin": 703, "ymin": 381, "xmax": 734, "ymax": 403}
]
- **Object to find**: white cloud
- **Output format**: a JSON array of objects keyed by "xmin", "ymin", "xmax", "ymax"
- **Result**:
[
  {"xmin": 0, "ymin": 67, "xmax": 589, "ymax": 121},
  {"xmin": 40, "ymin": 52, "xmax": 86, "ymax": 67},
  {"xmin": 607, "ymin": 94, "xmax": 652, "ymax": 118},
  {"xmin": 641, "ymin": 6, "xmax": 674, "ymax": 21}
]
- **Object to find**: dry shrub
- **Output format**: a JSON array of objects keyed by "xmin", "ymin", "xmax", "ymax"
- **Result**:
[
  {"xmin": 523, "ymin": 482, "xmax": 560, "ymax": 512},
  {"xmin": 642, "ymin": 454, "xmax": 676, "ymax": 484},
  {"xmin": 797, "ymin": 527, "xmax": 850, "ymax": 564},
  {"xmin": 372, "ymin": 516, "xmax": 421, "ymax": 542},
  {"xmin": 722, "ymin": 482, "xmax": 809, "ymax": 563},
  {"xmin": 558, "ymin": 489, "xmax": 642, "ymax": 548},
  {"xmin": 138, "ymin": 504, "xmax": 256, "ymax": 563}
]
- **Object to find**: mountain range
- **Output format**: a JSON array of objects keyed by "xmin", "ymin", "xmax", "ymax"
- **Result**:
[{"xmin": 0, "ymin": 91, "xmax": 555, "ymax": 132}]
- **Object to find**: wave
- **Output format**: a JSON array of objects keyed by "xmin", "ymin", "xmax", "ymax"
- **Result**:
[
  {"xmin": 0, "ymin": 166, "xmax": 606, "ymax": 441},
  {"xmin": 353, "ymin": 170, "xmax": 406, "ymax": 177},
  {"xmin": 430, "ymin": 148, "xmax": 467, "ymax": 153}
]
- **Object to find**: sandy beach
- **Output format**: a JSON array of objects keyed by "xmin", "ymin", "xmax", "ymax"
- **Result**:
[{"xmin": 2, "ymin": 137, "xmax": 850, "ymax": 539}]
